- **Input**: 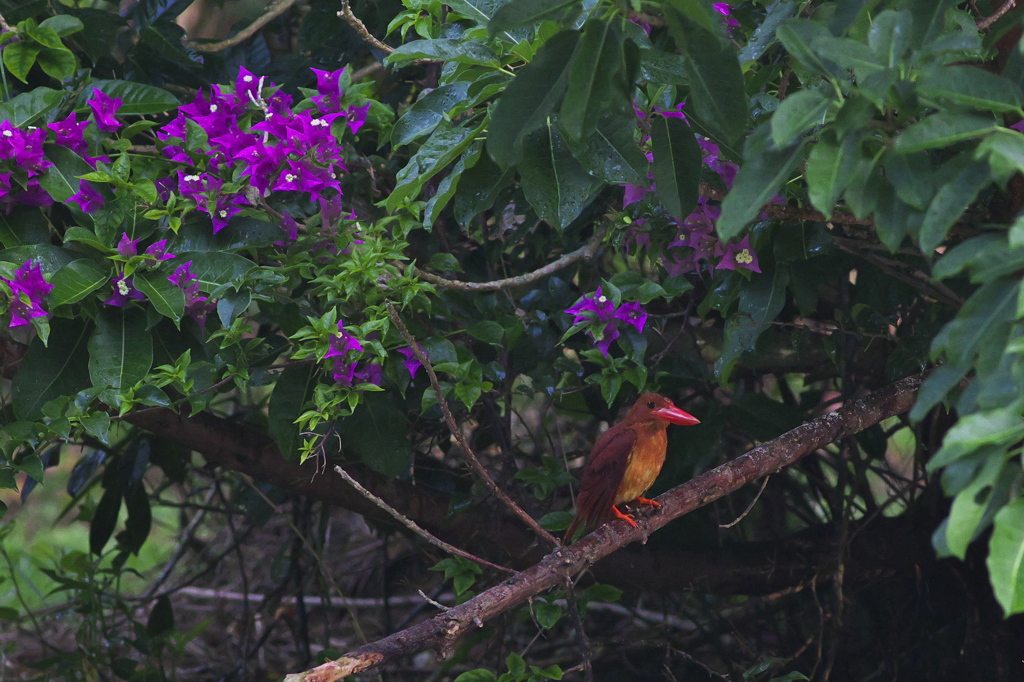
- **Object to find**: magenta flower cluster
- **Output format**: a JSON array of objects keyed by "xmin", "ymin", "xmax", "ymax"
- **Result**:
[
  {"xmin": 624, "ymin": 102, "xmax": 759, "ymax": 277},
  {"xmin": 1, "ymin": 261, "xmax": 53, "ymax": 328},
  {"xmin": 565, "ymin": 286, "xmax": 647, "ymax": 357},
  {"xmin": 323, "ymin": 319, "xmax": 385, "ymax": 387}
]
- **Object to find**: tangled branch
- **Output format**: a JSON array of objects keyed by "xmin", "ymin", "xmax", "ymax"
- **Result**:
[{"xmin": 285, "ymin": 373, "xmax": 925, "ymax": 681}]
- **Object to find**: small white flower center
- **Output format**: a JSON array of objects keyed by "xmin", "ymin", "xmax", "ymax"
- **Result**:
[
  {"xmin": 185, "ymin": 174, "xmax": 200, "ymax": 182},
  {"xmin": 243, "ymin": 75, "xmax": 253, "ymax": 83},
  {"xmin": 285, "ymin": 173, "xmax": 296, "ymax": 182},
  {"xmin": 736, "ymin": 250, "xmax": 753, "ymax": 265},
  {"xmin": 117, "ymin": 280, "xmax": 130, "ymax": 295},
  {"xmin": 598, "ymin": 296, "xmax": 607, "ymax": 303},
  {"xmin": 219, "ymin": 210, "xmax": 228, "ymax": 218},
  {"xmin": 2, "ymin": 130, "xmax": 12, "ymax": 137},
  {"xmin": 209, "ymin": 104, "xmax": 218, "ymax": 112}
]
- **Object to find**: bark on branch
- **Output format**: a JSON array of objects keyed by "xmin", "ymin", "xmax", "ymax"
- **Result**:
[{"xmin": 284, "ymin": 373, "xmax": 925, "ymax": 681}]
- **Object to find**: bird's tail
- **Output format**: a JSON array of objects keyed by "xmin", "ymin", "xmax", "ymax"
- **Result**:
[{"xmin": 563, "ymin": 514, "xmax": 584, "ymax": 543}]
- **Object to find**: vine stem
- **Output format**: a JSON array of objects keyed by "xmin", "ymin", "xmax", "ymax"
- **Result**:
[{"xmin": 385, "ymin": 301, "xmax": 561, "ymax": 549}]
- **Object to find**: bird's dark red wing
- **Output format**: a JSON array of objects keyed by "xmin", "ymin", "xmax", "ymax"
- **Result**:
[{"xmin": 565, "ymin": 427, "xmax": 637, "ymax": 540}]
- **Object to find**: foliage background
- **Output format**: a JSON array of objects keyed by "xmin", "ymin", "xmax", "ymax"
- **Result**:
[{"xmin": 1, "ymin": 0, "xmax": 1024, "ymax": 680}]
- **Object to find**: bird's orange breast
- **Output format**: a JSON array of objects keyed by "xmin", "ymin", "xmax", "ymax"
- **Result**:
[{"xmin": 613, "ymin": 426, "xmax": 668, "ymax": 505}]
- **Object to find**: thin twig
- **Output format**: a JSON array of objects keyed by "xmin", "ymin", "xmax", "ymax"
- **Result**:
[
  {"xmin": 413, "ymin": 227, "xmax": 606, "ymax": 292},
  {"xmin": 338, "ymin": 0, "xmax": 394, "ymax": 55},
  {"xmin": 333, "ymin": 465, "xmax": 513, "ymax": 574},
  {"xmin": 417, "ymin": 589, "xmax": 451, "ymax": 611},
  {"xmin": 386, "ymin": 301, "xmax": 561, "ymax": 548},
  {"xmin": 719, "ymin": 475, "xmax": 770, "ymax": 529},
  {"xmin": 185, "ymin": 0, "xmax": 301, "ymax": 53},
  {"xmin": 978, "ymin": 0, "xmax": 1017, "ymax": 30}
]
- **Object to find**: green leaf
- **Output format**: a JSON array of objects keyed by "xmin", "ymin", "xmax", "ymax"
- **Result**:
[
  {"xmin": 486, "ymin": 30, "xmax": 580, "ymax": 168},
  {"xmin": 22, "ymin": 23, "xmax": 64, "ymax": 49},
  {"xmin": 533, "ymin": 598, "xmax": 563, "ymax": 629},
  {"xmin": 519, "ymin": 121, "xmax": 603, "ymax": 230},
  {"xmin": 388, "ymin": 117, "xmax": 488, "ymax": 211},
  {"xmin": 805, "ymin": 133, "xmax": 859, "ymax": 218},
  {"xmin": 919, "ymin": 160, "xmax": 991, "ymax": 253},
  {"xmin": 717, "ymin": 126, "xmax": 808, "ymax": 241},
  {"xmin": 392, "ymin": 82, "xmax": 472, "ymax": 147},
  {"xmin": 664, "ymin": 8, "xmax": 748, "ymax": 149},
  {"xmin": 930, "ymin": 277, "xmax": 1017, "ymax": 370},
  {"xmin": 0, "ymin": 87, "xmax": 61, "ymax": 127},
  {"xmin": 770, "ymin": 89, "xmax": 832, "ymax": 148},
  {"xmin": 907, "ymin": 0, "xmax": 957, "ymax": 48},
  {"xmin": 775, "ymin": 19, "xmax": 844, "ymax": 82},
  {"xmin": 11, "ymin": 317, "xmax": 91, "ymax": 420},
  {"xmin": 987, "ymin": 496, "xmax": 1024, "ymax": 616},
  {"xmin": 38, "ymin": 145, "xmax": 93, "ymax": 204},
  {"xmin": 894, "ymin": 112, "xmax": 999, "ymax": 154},
  {"xmin": 929, "ymin": 408, "xmax": 1024, "ymax": 471},
  {"xmin": 387, "ymin": 39, "xmax": 500, "ymax": 67},
  {"xmin": 453, "ymin": 671, "xmax": 497, "ymax": 682},
  {"xmin": 267, "ymin": 365, "xmax": 317, "ymax": 459},
  {"xmin": 90, "ymin": 484, "xmax": 122, "ymax": 555},
  {"xmin": 338, "ymin": 392, "xmax": 412, "ymax": 477},
  {"xmin": 134, "ymin": 271, "xmax": 185, "ymax": 325},
  {"xmin": 738, "ymin": 0, "xmax": 798, "ymax": 63},
  {"xmin": 39, "ymin": 15, "xmax": 85, "ymax": 36},
  {"xmin": 488, "ymin": 0, "xmax": 582, "ymax": 33},
  {"xmin": 918, "ymin": 65, "xmax": 1024, "ymax": 115},
  {"xmin": 121, "ymin": 482, "xmax": 152, "ymax": 554},
  {"xmin": 146, "ymin": 595, "xmax": 175, "ymax": 637},
  {"xmin": 650, "ymin": 114, "xmax": 702, "ymax": 222},
  {"xmin": 36, "ymin": 47, "xmax": 76, "ymax": 81},
  {"xmin": 715, "ymin": 265, "xmax": 790, "ymax": 383},
  {"xmin": 88, "ymin": 307, "xmax": 153, "ymax": 392},
  {"xmin": 3, "ymin": 42, "xmax": 40, "ymax": 82},
  {"xmin": 81, "ymin": 80, "xmax": 180, "ymax": 115},
  {"xmin": 563, "ymin": 111, "xmax": 647, "ymax": 185},
  {"xmin": 944, "ymin": 452, "xmax": 1013, "ymax": 559},
  {"xmin": 560, "ymin": 19, "xmax": 623, "ymax": 142},
  {"xmin": 48, "ymin": 259, "xmax": 109, "ymax": 307},
  {"xmin": 868, "ymin": 9, "xmax": 912, "ymax": 68},
  {"xmin": 454, "ymin": 152, "xmax": 514, "ymax": 226},
  {"xmin": 175, "ymin": 252, "xmax": 255, "ymax": 288},
  {"xmin": 425, "ymin": 142, "xmax": 483, "ymax": 227},
  {"xmin": 539, "ymin": 510, "xmax": 573, "ymax": 530}
]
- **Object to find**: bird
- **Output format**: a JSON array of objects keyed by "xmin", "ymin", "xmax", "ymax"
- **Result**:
[{"xmin": 563, "ymin": 392, "xmax": 700, "ymax": 542}]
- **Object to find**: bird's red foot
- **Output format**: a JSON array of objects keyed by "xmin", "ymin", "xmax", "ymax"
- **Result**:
[
  {"xmin": 612, "ymin": 506, "xmax": 639, "ymax": 528},
  {"xmin": 633, "ymin": 497, "xmax": 660, "ymax": 508}
]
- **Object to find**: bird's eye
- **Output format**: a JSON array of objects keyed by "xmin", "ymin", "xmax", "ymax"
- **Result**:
[{"xmin": 647, "ymin": 401, "xmax": 656, "ymax": 409}]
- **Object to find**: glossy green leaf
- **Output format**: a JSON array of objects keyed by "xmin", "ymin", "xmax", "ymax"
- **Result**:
[
  {"xmin": 39, "ymin": 15, "xmax": 84, "ymax": 36},
  {"xmin": 650, "ymin": 114, "xmax": 702, "ymax": 221},
  {"xmin": 488, "ymin": 0, "xmax": 582, "ymax": 33},
  {"xmin": 392, "ymin": 82, "xmax": 471, "ymax": 147},
  {"xmin": 944, "ymin": 453, "xmax": 1016, "ymax": 560},
  {"xmin": 487, "ymin": 30, "xmax": 580, "ymax": 168},
  {"xmin": 717, "ymin": 126, "xmax": 808, "ymax": 241},
  {"xmin": 3, "ymin": 42, "xmax": 40, "ymax": 82},
  {"xmin": 564, "ymin": 111, "xmax": 647, "ymax": 185},
  {"xmin": 868, "ymin": 9, "xmax": 912, "ymax": 68},
  {"xmin": 176, "ymin": 252, "xmax": 255, "ymax": 288},
  {"xmin": 389, "ymin": 117, "xmax": 488, "ymax": 210},
  {"xmin": 38, "ymin": 146, "xmax": 92, "ymax": 204},
  {"xmin": 90, "ymin": 484, "xmax": 121, "ymax": 555},
  {"xmin": 387, "ymin": 39, "xmax": 500, "ymax": 67},
  {"xmin": 338, "ymin": 391, "xmax": 412, "ymax": 477},
  {"xmin": 519, "ymin": 121, "xmax": 603, "ymax": 230},
  {"xmin": 894, "ymin": 113, "xmax": 998, "ymax": 154},
  {"xmin": 36, "ymin": 47, "xmax": 76, "ymax": 81},
  {"xmin": 453, "ymin": 151, "xmax": 514, "ymax": 226},
  {"xmin": 775, "ymin": 19, "xmax": 844, "ymax": 82},
  {"xmin": 0, "ymin": 87, "xmax": 60, "ymax": 127},
  {"xmin": 738, "ymin": 0, "xmax": 798, "ymax": 63},
  {"xmin": 425, "ymin": 142, "xmax": 483, "ymax": 227},
  {"xmin": 48, "ymin": 259, "xmax": 109, "ymax": 307},
  {"xmin": 715, "ymin": 265, "xmax": 790, "ymax": 383},
  {"xmin": 770, "ymin": 89, "xmax": 832, "ymax": 148},
  {"xmin": 929, "ymin": 407, "xmax": 1024, "ymax": 471},
  {"xmin": 805, "ymin": 133, "xmax": 859, "ymax": 218},
  {"xmin": 918, "ymin": 65, "xmax": 1024, "ymax": 115},
  {"xmin": 11, "ymin": 317, "xmax": 91, "ymax": 420},
  {"xmin": 134, "ymin": 270, "xmax": 185, "ymax": 325},
  {"xmin": 88, "ymin": 307, "xmax": 153, "ymax": 392},
  {"xmin": 664, "ymin": 8, "xmax": 748, "ymax": 149},
  {"xmin": 560, "ymin": 19, "xmax": 622, "ymax": 141},
  {"xmin": 81, "ymin": 80, "xmax": 180, "ymax": 115},
  {"xmin": 920, "ymin": 160, "xmax": 991, "ymax": 253},
  {"xmin": 267, "ymin": 365, "xmax": 317, "ymax": 459},
  {"xmin": 987, "ymin": 496, "xmax": 1024, "ymax": 616},
  {"xmin": 907, "ymin": 0, "xmax": 957, "ymax": 48}
]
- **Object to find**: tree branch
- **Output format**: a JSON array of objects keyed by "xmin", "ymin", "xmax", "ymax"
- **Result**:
[
  {"xmin": 337, "ymin": 0, "xmax": 394, "ymax": 55},
  {"xmin": 386, "ymin": 301, "xmax": 561, "ymax": 548},
  {"xmin": 284, "ymin": 373, "xmax": 925, "ymax": 681},
  {"xmin": 978, "ymin": 0, "xmax": 1017, "ymax": 30},
  {"xmin": 412, "ymin": 227, "xmax": 606, "ymax": 292},
  {"xmin": 184, "ymin": 0, "xmax": 300, "ymax": 53}
]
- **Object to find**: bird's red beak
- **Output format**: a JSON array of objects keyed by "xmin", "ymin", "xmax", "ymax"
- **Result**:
[{"xmin": 651, "ymin": 405, "xmax": 701, "ymax": 426}]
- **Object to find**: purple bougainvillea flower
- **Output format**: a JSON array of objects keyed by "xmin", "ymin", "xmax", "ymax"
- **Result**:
[
  {"xmin": 18, "ymin": 180, "xmax": 53, "ymax": 207},
  {"xmin": 714, "ymin": 2, "xmax": 740, "ymax": 28},
  {"xmin": 1, "ymin": 260, "xmax": 53, "ymax": 327},
  {"xmin": 117, "ymin": 233, "xmax": 139, "ymax": 258},
  {"xmin": 17, "ymin": 127, "xmax": 49, "ymax": 176},
  {"xmin": 279, "ymin": 212, "xmax": 300, "ymax": 241},
  {"xmin": 324, "ymin": 319, "xmax": 363, "ymax": 359},
  {"xmin": 716, "ymin": 235, "xmax": 761, "ymax": 273},
  {"xmin": 168, "ymin": 260, "xmax": 214, "ymax": 328},
  {"xmin": 565, "ymin": 286, "xmax": 617, "ymax": 325},
  {"xmin": 356, "ymin": 362, "xmax": 382, "ymax": 386},
  {"xmin": 615, "ymin": 301, "xmax": 648, "ymax": 334},
  {"xmin": 208, "ymin": 193, "xmax": 246, "ymax": 233},
  {"xmin": 0, "ymin": 173, "xmax": 13, "ymax": 202},
  {"xmin": 104, "ymin": 274, "xmax": 145, "ymax": 306},
  {"xmin": 346, "ymin": 102, "xmax": 371, "ymax": 135},
  {"xmin": 0, "ymin": 121, "xmax": 23, "ymax": 159},
  {"xmin": 397, "ymin": 347, "xmax": 422, "ymax": 379},
  {"xmin": 48, "ymin": 113, "xmax": 90, "ymax": 155},
  {"xmin": 311, "ymin": 67, "xmax": 345, "ymax": 111},
  {"xmin": 144, "ymin": 239, "xmax": 174, "ymax": 261},
  {"xmin": 67, "ymin": 181, "xmax": 105, "ymax": 213},
  {"xmin": 235, "ymin": 66, "xmax": 262, "ymax": 105},
  {"xmin": 593, "ymin": 323, "xmax": 620, "ymax": 357},
  {"xmin": 653, "ymin": 103, "xmax": 687, "ymax": 121},
  {"xmin": 623, "ymin": 183, "xmax": 650, "ymax": 208},
  {"xmin": 87, "ymin": 89, "xmax": 123, "ymax": 132}
]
